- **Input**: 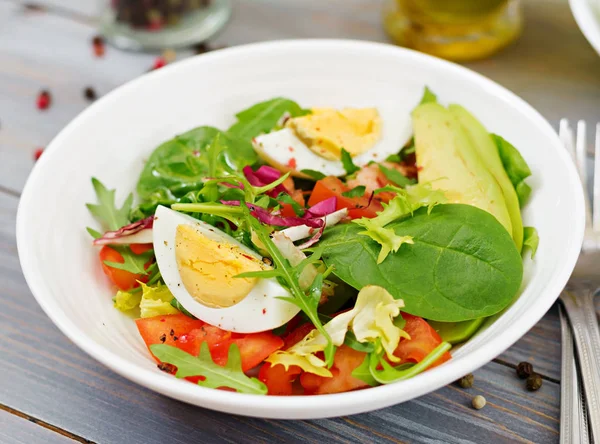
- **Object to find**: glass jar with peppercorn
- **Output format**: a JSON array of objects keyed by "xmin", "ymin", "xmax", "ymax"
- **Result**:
[{"xmin": 100, "ymin": 0, "xmax": 232, "ymax": 51}]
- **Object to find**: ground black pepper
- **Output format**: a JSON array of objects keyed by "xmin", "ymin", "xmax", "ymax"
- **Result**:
[
  {"xmin": 159, "ymin": 333, "xmax": 167, "ymax": 343},
  {"xmin": 157, "ymin": 362, "xmax": 176, "ymax": 373}
]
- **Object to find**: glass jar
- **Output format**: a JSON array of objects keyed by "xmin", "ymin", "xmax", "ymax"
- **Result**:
[
  {"xmin": 383, "ymin": 0, "xmax": 523, "ymax": 61},
  {"xmin": 100, "ymin": 0, "xmax": 232, "ymax": 51}
]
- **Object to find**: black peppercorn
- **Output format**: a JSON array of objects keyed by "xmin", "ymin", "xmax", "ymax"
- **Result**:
[
  {"xmin": 517, "ymin": 361, "xmax": 533, "ymax": 379},
  {"xmin": 456, "ymin": 373, "xmax": 474, "ymax": 388},
  {"xmin": 526, "ymin": 373, "xmax": 543, "ymax": 391}
]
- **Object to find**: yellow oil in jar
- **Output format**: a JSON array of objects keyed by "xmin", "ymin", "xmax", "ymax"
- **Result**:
[{"xmin": 383, "ymin": 0, "xmax": 523, "ymax": 61}]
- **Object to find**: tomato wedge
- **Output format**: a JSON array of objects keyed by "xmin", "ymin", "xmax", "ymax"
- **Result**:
[
  {"xmin": 136, "ymin": 315, "xmax": 284, "ymax": 373},
  {"xmin": 307, "ymin": 176, "xmax": 383, "ymax": 219},
  {"xmin": 394, "ymin": 314, "xmax": 452, "ymax": 369},
  {"xmin": 300, "ymin": 345, "xmax": 369, "ymax": 395},
  {"xmin": 99, "ymin": 245, "xmax": 150, "ymax": 291}
]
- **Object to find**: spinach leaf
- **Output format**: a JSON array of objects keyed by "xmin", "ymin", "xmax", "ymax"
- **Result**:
[
  {"xmin": 523, "ymin": 226, "xmax": 539, "ymax": 259},
  {"xmin": 378, "ymin": 164, "xmax": 416, "ymax": 187},
  {"xmin": 150, "ymin": 343, "xmax": 267, "ymax": 395},
  {"xmin": 492, "ymin": 134, "xmax": 532, "ymax": 207},
  {"xmin": 342, "ymin": 186, "xmax": 366, "ymax": 198},
  {"xmin": 136, "ymin": 126, "xmax": 257, "ymax": 201},
  {"xmin": 227, "ymin": 97, "xmax": 307, "ymax": 141},
  {"xmin": 341, "ymin": 148, "xmax": 360, "ymax": 175},
  {"xmin": 319, "ymin": 204, "xmax": 523, "ymax": 322}
]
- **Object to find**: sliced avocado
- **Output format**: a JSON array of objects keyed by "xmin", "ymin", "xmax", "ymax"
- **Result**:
[
  {"xmin": 412, "ymin": 103, "xmax": 512, "ymax": 235},
  {"xmin": 449, "ymin": 105, "xmax": 523, "ymax": 250},
  {"xmin": 429, "ymin": 318, "xmax": 486, "ymax": 344}
]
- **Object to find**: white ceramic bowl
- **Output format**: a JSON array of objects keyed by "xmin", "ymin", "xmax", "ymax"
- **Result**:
[
  {"xmin": 570, "ymin": 0, "xmax": 600, "ymax": 56},
  {"xmin": 17, "ymin": 40, "xmax": 584, "ymax": 419}
]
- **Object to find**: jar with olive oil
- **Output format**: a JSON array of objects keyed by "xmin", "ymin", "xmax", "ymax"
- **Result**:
[{"xmin": 383, "ymin": 0, "xmax": 523, "ymax": 61}]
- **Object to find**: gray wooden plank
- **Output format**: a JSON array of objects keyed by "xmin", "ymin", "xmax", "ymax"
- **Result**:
[
  {"xmin": 0, "ymin": 191, "xmax": 559, "ymax": 443},
  {"xmin": 0, "ymin": 409, "xmax": 76, "ymax": 444}
]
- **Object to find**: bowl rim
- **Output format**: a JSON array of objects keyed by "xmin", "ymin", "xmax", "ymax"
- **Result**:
[
  {"xmin": 17, "ymin": 39, "xmax": 585, "ymax": 419},
  {"xmin": 570, "ymin": 0, "xmax": 600, "ymax": 56}
]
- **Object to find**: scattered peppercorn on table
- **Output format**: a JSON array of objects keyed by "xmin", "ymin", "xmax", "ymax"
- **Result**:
[{"xmin": 1, "ymin": 0, "xmax": 599, "ymax": 442}]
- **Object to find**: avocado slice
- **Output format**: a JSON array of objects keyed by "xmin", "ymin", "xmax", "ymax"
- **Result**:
[
  {"xmin": 449, "ymin": 105, "xmax": 524, "ymax": 250},
  {"xmin": 412, "ymin": 103, "xmax": 513, "ymax": 235},
  {"xmin": 429, "ymin": 318, "xmax": 486, "ymax": 344}
]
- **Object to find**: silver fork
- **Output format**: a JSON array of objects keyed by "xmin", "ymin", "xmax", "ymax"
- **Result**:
[{"xmin": 559, "ymin": 119, "xmax": 600, "ymax": 443}]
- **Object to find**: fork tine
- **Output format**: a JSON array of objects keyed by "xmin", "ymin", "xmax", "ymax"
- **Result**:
[
  {"xmin": 593, "ymin": 123, "xmax": 600, "ymax": 232},
  {"xmin": 560, "ymin": 118, "xmax": 576, "ymax": 162},
  {"xmin": 576, "ymin": 120, "xmax": 593, "ymax": 227}
]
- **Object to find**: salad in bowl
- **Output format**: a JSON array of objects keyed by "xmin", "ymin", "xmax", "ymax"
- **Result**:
[{"xmin": 85, "ymin": 87, "xmax": 537, "ymax": 396}]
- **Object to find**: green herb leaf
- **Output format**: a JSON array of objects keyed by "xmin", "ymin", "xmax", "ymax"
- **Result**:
[
  {"xmin": 321, "ymin": 204, "xmax": 524, "ymax": 322},
  {"xmin": 523, "ymin": 226, "xmax": 539, "ymax": 259},
  {"xmin": 368, "ymin": 340, "xmax": 451, "ymax": 384},
  {"xmin": 277, "ymin": 193, "xmax": 306, "ymax": 216},
  {"xmin": 150, "ymin": 343, "xmax": 268, "ymax": 395},
  {"xmin": 341, "ymin": 148, "xmax": 360, "ymax": 176},
  {"xmin": 86, "ymin": 178, "xmax": 133, "ymax": 231},
  {"xmin": 351, "ymin": 354, "xmax": 379, "ymax": 387},
  {"xmin": 86, "ymin": 227, "xmax": 103, "ymax": 239},
  {"xmin": 344, "ymin": 331, "xmax": 375, "ymax": 353},
  {"xmin": 385, "ymin": 154, "xmax": 402, "ymax": 163},
  {"xmin": 419, "ymin": 86, "xmax": 438, "ymax": 105},
  {"xmin": 378, "ymin": 164, "xmax": 415, "ymax": 187},
  {"xmin": 103, "ymin": 247, "xmax": 154, "ymax": 275},
  {"xmin": 170, "ymin": 298, "xmax": 196, "ymax": 318},
  {"xmin": 493, "ymin": 134, "xmax": 533, "ymax": 207},
  {"xmin": 342, "ymin": 186, "xmax": 366, "ymax": 198},
  {"xmin": 300, "ymin": 169, "xmax": 326, "ymax": 180},
  {"xmin": 227, "ymin": 98, "xmax": 306, "ymax": 141}
]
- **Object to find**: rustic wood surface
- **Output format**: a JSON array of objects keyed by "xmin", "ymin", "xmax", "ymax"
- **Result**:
[{"xmin": 0, "ymin": 0, "xmax": 598, "ymax": 442}]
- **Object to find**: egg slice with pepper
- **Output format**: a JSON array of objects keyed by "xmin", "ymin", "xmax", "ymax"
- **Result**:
[
  {"xmin": 253, "ymin": 106, "xmax": 412, "ymax": 177},
  {"xmin": 153, "ymin": 206, "xmax": 299, "ymax": 332}
]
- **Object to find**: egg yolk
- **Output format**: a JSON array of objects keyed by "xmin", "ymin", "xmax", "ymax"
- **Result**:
[
  {"xmin": 285, "ymin": 108, "xmax": 382, "ymax": 160},
  {"xmin": 175, "ymin": 225, "xmax": 265, "ymax": 308}
]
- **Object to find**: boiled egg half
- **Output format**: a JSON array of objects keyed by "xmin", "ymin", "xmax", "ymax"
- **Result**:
[
  {"xmin": 153, "ymin": 205, "xmax": 300, "ymax": 332},
  {"xmin": 253, "ymin": 106, "xmax": 412, "ymax": 177}
]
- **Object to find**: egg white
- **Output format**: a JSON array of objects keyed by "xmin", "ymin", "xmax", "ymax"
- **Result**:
[
  {"xmin": 153, "ymin": 205, "xmax": 300, "ymax": 333},
  {"xmin": 253, "ymin": 105, "xmax": 413, "ymax": 177}
]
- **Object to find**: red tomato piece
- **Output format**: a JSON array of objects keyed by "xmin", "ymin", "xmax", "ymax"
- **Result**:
[
  {"xmin": 129, "ymin": 243, "xmax": 153, "ymax": 255},
  {"xmin": 135, "ymin": 314, "xmax": 206, "ymax": 362},
  {"xmin": 300, "ymin": 345, "xmax": 369, "ymax": 395},
  {"xmin": 307, "ymin": 176, "xmax": 383, "ymax": 219},
  {"xmin": 259, "ymin": 363, "xmax": 302, "ymax": 396},
  {"xmin": 394, "ymin": 314, "xmax": 452, "ymax": 369},
  {"xmin": 99, "ymin": 245, "xmax": 150, "ymax": 291}
]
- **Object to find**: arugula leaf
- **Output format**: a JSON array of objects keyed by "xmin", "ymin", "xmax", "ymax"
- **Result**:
[
  {"xmin": 368, "ymin": 340, "xmax": 451, "ymax": 384},
  {"xmin": 342, "ymin": 186, "xmax": 366, "ymax": 198},
  {"xmin": 227, "ymin": 98, "xmax": 307, "ymax": 141},
  {"xmin": 170, "ymin": 298, "xmax": 196, "ymax": 318},
  {"xmin": 321, "ymin": 204, "xmax": 524, "ymax": 322},
  {"xmin": 492, "ymin": 134, "xmax": 532, "ymax": 207},
  {"xmin": 87, "ymin": 227, "xmax": 102, "ymax": 239},
  {"xmin": 344, "ymin": 331, "xmax": 375, "ymax": 353},
  {"xmin": 103, "ymin": 247, "xmax": 154, "ymax": 275},
  {"xmin": 300, "ymin": 169, "xmax": 326, "ymax": 180},
  {"xmin": 351, "ymin": 354, "xmax": 379, "ymax": 387},
  {"xmin": 249, "ymin": 216, "xmax": 336, "ymax": 366},
  {"xmin": 419, "ymin": 86, "xmax": 438, "ymax": 105},
  {"xmin": 150, "ymin": 343, "xmax": 267, "ymax": 395},
  {"xmin": 86, "ymin": 178, "xmax": 133, "ymax": 231},
  {"xmin": 523, "ymin": 226, "xmax": 539, "ymax": 259},
  {"xmin": 341, "ymin": 148, "xmax": 360, "ymax": 176},
  {"xmin": 378, "ymin": 164, "xmax": 415, "ymax": 187}
]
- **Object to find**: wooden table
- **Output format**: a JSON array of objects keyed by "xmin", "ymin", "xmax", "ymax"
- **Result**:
[{"xmin": 1, "ymin": 0, "xmax": 599, "ymax": 442}]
